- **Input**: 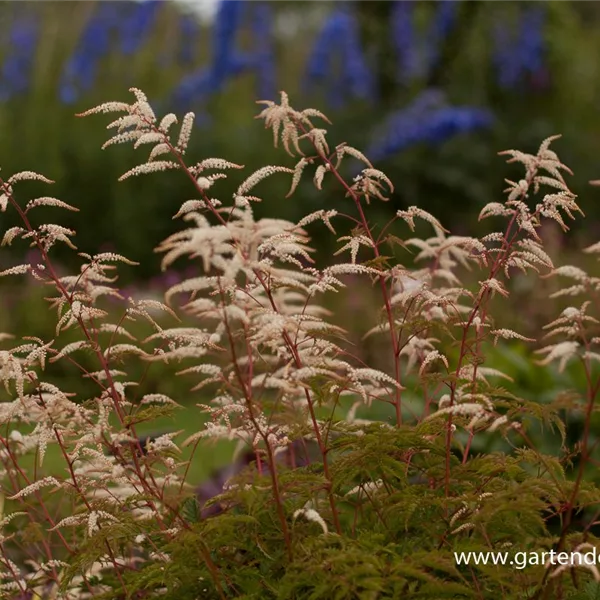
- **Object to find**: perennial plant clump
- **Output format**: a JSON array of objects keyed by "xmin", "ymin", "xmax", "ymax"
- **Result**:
[{"xmin": 0, "ymin": 88, "xmax": 600, "ymax": 599}]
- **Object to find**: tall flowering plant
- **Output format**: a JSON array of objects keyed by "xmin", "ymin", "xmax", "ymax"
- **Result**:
[{"xmin": 0, "ymin": 84, "xmax": 597, "ymax": 598}]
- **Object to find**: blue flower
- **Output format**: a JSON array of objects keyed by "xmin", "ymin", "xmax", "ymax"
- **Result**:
[
  {"xmin": 340, "ymin": 9, "xmax": 376, "ymax": 102},
  {"xmin": 178, "ymin": 14, "xmax": 201, "ymax": 65},
  {"xmin": 305, "ymin": 14, "xmax": 340, "ymax": 85},
  {"xmin": 211, "ymin": 0, "xmax": 247, "ymax": 88},
  {"xmin": 171, "ymin": 0, "xmax": 247, "ymax": 110},
  {"xmin": 392, "ymin": 1, "xmax": 460, "ymax": 83},
  {"xmin": 0, "ymin": 15, "xmax": 39, "ymax": 101},
  {"xmin": 493, "ymin": 5, "xmax": 547, "ymax": 90},
  {"xmin": 59, "ymin": 2, "xmax": 121, "ymax": 103},
  {"xmin": 518, "ymin": 6, "xmax": 546, "ymax": 76},
  {"xmin": 251, "ymin": 2, "xmax": 276, "ymax": 100},
  {"xmin": 426, "ymin": 1, "xmax": 459, "ymax": 73},
  {"xmin": 118, "ymin": 1, "xmax": 163, "ymax": 56},
  {"xmin": 171, "ymin": 68, "xmax": 217, "ymax": 110},
  {"xmin": 171, "ymin": 0, "xmax": 274, "ymax": 112},
  {"xmin": 391, "ymin": 1, "xmax": 419, "ymax": 81},
  {"xmin": 304, "ymin": 6, "xmax": 375, "ymax": 106},
  {"xmin": 366, "ymin": 89, "xmax": 493, "ymax": 161}
]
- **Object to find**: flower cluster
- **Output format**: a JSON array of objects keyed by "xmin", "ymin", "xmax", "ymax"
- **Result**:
[
  {"xmin": 176, "ymin": 13, "xmax": 201, "ymax": 65},
  {"xmin": 303, "ymin": 5, "xmax": 375, "ymax": 107},
  {"xmin": 493, "ymin": 5, "xmax": 547, "ymax": 90},
  {"xmin": 118, "ymin": 0, "xmax": 163, "ymax": 56},
  {"xmin": 59, "ymin": 2, "xmax": 123, "ymax": 104},
  {"xmin": 170, "ymin": 1, "xmax": 275, "ymax": 111},
  {"xmin": 391, "ymin": 0, "xmax": 459, "ymax": 82},
  {"xmin": 365, "ymin": 89, "xmax": 494, "ymax": 161},
  {"xmin": 0, "ymin": 13, "xmax": 39, "ymax": 101}
]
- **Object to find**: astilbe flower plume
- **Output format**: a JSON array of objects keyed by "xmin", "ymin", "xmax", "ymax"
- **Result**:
[{"xmin": 77, "ymin": 88, "xmax": 414, "ymax": 544}]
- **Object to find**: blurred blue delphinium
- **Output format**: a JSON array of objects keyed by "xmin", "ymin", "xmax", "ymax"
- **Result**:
[
  {"xmin": 171, "ymin": 69, "xmax": 216, "ymax": 113},
  {"xmin": 59, "ymin": 2, "xmax": 123, "ymax": 104},
  {"xmin": 303, "ymin": 5, "xmax": 375, "ymax": 107},
  {"xmin": 210, "ymin": 0, "xmax": 249, "ymax": 87},
  {"xmin": 178, "ymin": 13, "xmax": 201, "ymax": 65},
  {"xmin": 0, "ymin": 14, "xmax": 39, "ymax": 101},
  {"xmin": 392, "ymin": 0, "xmax": 459, "ymax": 83},
  {"xmin": 251, "ymin": 2, "xmax": 276, "ymax": 100},
  {"xmin": 118, "ymin": 0, "xmax": 163, "ymax": 56},
  {"xmin": 391, "ymin": 1, "xmax": 418, "ymax": 82},
  {"xmin": 171, "ymin": 0, "xmax": 247, "ymax": 111},
  {"xmin": 493, "ymin": 4, "xmax": 547, "ymax": 90},
  {"xmin": 172, "ymin": 0, "xmax": 277, "ymax": 114},
  {"xmin": 425, "ymin": 1, "xmax": 460, "ymax": 73},
  {"xmin": 339, "ymin": 7, "xmax": 376, "ymax": 104},
  {"xmin": 365, "ymin": 89, "xmax": 493, "ymax": 162},
  {"xmin": 171, "ymin": 52, "xmax": 256, "ymax": 113},
  {"xmin": 517, "ymin": 5, "xmax": 548, "ymax": 89}
]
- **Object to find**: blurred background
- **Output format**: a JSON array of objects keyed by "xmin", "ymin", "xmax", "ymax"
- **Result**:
[{"xmin": 1, "ymin": 0, "xmax": 600, "ymax": 478}]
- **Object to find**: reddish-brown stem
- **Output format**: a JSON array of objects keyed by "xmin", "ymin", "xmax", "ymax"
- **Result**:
[
  {"xmin": 296, "ymin": 135, "xmax": 404, "ymax": 426},
  {"xmin": 0, "ymin": 437, "xmax": 75, "ymax": 554},
  {"xmin": 140, "ymin": 123, "xmax": 343, "ymax": 535},
  {"xmin": 443, "ymin": 167, "xmax": 543, "ymax": 496},
  {"xmin": 218, "ymin": 285, "xmax": 294, "ymax": 559}
]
